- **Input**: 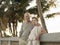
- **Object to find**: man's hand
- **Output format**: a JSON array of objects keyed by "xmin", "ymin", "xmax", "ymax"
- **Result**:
[
  {"xmin": 19, "ymin": 32, "xmax": 22, "ymax": 37},
  {"xmin": 28, "ymin": 39, "xmax": 33, "ymax": 41}
]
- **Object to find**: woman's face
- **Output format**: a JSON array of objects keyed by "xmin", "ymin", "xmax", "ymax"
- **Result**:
[{"xmin": 32, "ymin": 18, "xmax": 38, "ymax": 25}]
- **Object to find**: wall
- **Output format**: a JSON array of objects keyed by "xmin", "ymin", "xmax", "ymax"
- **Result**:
[
  {"xmin": 0, "ymin": 33, "xmax": 60, "ymax": 45},
  {"xmin": 40, "ymin": 33, "xmax": 60, "ymax": 45}
]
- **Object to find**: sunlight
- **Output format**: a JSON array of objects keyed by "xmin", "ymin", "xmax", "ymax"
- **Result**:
[
  {"xmin": 17, "ymin": 21, "xmax": 22, "ymax": 37},
  {"xmin": 45, "ymin": 15, "xmax": 60, "ymax": 33},
  {"xmin": 26, "ymin": 0, "xmax": 36, "ymax": 10},
  {"xmin": 43, "ymin": 0, "xmax": 60, "ymax": 33},
  {"xmin": 5, "ymin": 27, "xmax": 12, "ymax": 36}
]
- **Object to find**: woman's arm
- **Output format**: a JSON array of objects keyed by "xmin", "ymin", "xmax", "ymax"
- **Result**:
[
  {"xmin": 35, "ymin": 28, "xmax": 47, "ymax": 40},
  {"xmin": 40, "ymin": 28, "xmax": 47, "ymax": 35}
]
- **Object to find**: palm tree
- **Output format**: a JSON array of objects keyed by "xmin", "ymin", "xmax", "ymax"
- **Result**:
[
  {"xmin": 36, "ymin": 0, "xmax": 48, "ymax": 33},
  {"xmin": 0, "ymin": 0, "xmax": 32, "ymax": 37}
]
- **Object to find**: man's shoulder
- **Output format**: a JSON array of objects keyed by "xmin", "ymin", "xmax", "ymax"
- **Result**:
[
  {"xmin": 22, "ymin": 21, "xmax": 26, "ymax": 24},
  {"xmin": 30, "ymin": 21, "xmax": 32, "ymax": 23},
  {"xmin": 22, "ymin": 21, "xmax": 32, "ymax": 23},
  {"xmin": 22, "ymin": 21, "xmax": 33, "ymax": 26}
]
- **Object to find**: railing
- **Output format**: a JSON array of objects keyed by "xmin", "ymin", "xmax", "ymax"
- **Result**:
[
  {"xmin": 0, "ymin": 37, "xmax": 19, "ymax": 45},
  {"xmin": 0, "ymin": 33, "xmax": 60, "ymax": 45}
]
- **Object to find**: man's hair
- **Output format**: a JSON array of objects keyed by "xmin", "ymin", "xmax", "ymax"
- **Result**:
[
  {"xmin": 32, "ymin": 17, "xmax": 38, "ymax": 21},
  {"xmin": 24, "ymin": 12, "xmax": 30, "ymax": 16}
]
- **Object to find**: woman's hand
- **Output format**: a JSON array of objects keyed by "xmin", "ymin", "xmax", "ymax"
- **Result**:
[{"xmin": 35, "ymin": 35, "xmax": 40, "ymax": 40}]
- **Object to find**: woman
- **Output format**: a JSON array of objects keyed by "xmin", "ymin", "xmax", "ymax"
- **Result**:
[{"xmin": 27, "ymin": 17, "xmax": 46, "ymax": 45}]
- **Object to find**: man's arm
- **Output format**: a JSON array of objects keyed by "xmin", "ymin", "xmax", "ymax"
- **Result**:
[{"xmin": 19, "ymin": 23, "xmax": 23, "ymax": 37}]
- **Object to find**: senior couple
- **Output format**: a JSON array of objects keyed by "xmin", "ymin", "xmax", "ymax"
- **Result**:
[{"xmin": 19, "ymin": 12, "xmax": 47, "ymax": 45}]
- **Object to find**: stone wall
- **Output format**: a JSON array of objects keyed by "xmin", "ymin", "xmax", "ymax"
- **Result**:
[
  {"xmin": 40, "ymin": 33, "xmax": 60, "ymax": 45},
  {"xmin": 0, "ymin": 33, "xmax": 60, "ymax": 45}
]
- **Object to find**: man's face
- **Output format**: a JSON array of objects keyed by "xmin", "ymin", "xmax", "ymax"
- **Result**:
[{"xmin": 24, "ymin": 13, "xmax": 30, "ymax": 21}]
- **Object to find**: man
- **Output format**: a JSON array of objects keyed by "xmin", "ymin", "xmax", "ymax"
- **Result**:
[{"xmin": 19, "ymin": 12, "xmax": 34, "ymax": 45}]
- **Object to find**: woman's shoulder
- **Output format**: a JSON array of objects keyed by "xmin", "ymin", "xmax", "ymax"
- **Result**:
[{"xmin": 38, "ymin": 23, "xmax": 41, "ymax": 27}]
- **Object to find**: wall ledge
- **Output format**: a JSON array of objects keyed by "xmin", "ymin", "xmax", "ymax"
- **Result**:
[
  {"xmin": 41, "ymin": 33, "xmax": 60, "ymax": 42},
  {"xmin": 0, "ymin": 33, "xmax": 60, "ymax": 42}
]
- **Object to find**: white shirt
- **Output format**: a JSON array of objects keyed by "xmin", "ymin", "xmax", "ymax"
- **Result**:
[{"xmin": 28, "ymin": 25, "xmax": 42, "ymax": 40}]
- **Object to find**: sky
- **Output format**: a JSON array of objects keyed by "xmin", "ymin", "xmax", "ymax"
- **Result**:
[
  {"xmin": 44, "ymin": 0, "xmax": 60, "ymax": 33},
  {"xmin": 26, "ymin": 0, "xmax": 36, "ymax": 10}
]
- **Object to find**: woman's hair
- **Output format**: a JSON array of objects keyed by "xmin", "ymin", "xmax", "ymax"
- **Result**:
[{"xmin": 32, "ymin": 17, "xmax": 38, "ymax": 21}]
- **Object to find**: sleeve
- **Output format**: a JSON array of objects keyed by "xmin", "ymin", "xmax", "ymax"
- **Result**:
[{"xmin": 37, "ymin": 26, "xmax": 42, "ymax": 33}]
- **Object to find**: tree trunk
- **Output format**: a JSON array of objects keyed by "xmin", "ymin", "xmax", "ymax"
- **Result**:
[
  {"xmin": 15, "ymin": 20, "xmax": 17, "ymax": 37},
  {"xmin": 13, "ymin": 23, "xmax": 15, "ymax": 37},
  {"xmin": 9, "ymin": 22, "xmax": 12, "ymax": 33},
  {"xmin": 12, "ymin": 20, "xmax": 17, "ymax": 37},
  {"xmin": 36, "ymin": 0, "xmax": 48, "ymax": 33}
]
